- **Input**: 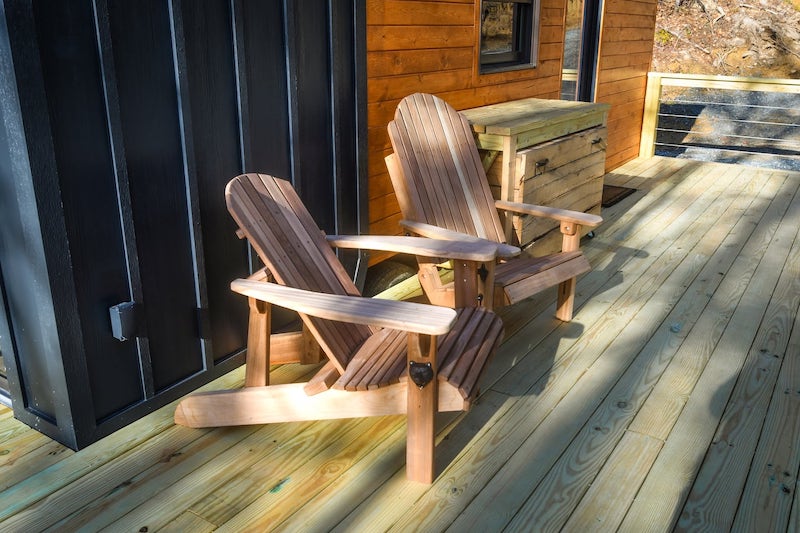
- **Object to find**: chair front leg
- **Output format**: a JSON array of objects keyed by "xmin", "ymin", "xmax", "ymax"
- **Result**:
[
  {"xmin": 406, "ymin": 332, "xmax": 438, "ymax": 483},
  {"xmin": 556, "ymin": 221, "xmax": 583, "ymax": 321},
  {"xmin": 453, "ymin": 260, "xmax": 495, "ymax": 310}
]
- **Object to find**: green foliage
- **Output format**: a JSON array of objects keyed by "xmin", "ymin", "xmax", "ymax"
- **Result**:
[{"xmin": 655, "ymin": 28, "xmax": 672, "ymax": 45}]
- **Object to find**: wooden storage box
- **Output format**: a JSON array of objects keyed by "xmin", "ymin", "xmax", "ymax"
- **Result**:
[
  {"xmin": 498, "ymin": 125, "xmax": 607, "ymax": 251},
  {"xmin": 462, "ymin": 98, "xmax": 609, "ymax": 256}
]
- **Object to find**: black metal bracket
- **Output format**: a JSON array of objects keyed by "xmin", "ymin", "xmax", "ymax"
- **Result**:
[
  {"xmin": 477, "ymin": 263, "xmax": 489, "ymax": 282},
  {"xmin": 109, "ymin": 302, "xmax": 141, "ymax": 342},
  {"xmin": 408, "ymin": 361, "xmax": 433, "ymax": 389}
]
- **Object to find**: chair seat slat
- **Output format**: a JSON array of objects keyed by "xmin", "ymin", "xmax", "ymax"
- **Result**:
[
  {"xmin": 334, "ymin": 308, "xmax": 502, "ymax": 400},
  {"xmin": 494, "ymin": 251, "xmax": 585, "ymax": 285}
]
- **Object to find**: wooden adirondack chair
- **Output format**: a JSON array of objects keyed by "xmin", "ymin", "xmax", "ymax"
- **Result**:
[
  {"xmin": 174, "ymin": 173, "xmax": 504, "ymax": 483},
  {"xmin": 386, "ymin": 92, "xmax": 603, "ymax": 321}
]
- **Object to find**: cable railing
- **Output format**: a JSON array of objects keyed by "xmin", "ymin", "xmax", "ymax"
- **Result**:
[{"xmin": 639, "ymin": 72, "xmax": 800, "ymax": 171}]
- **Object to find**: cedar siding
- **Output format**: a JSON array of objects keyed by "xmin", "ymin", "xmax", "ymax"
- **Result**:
[
  {"xmin": 596, "ymin": 0, "xmax": 659, "ymax": 169},
  {"xmin": 366, "ymin": 0, "xmax": 658, "ymax": 246}
]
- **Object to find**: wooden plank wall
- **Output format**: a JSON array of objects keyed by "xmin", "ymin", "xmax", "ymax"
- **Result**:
[
  {"xmin": 594, "ymin": 0, "xmax": 659, "ymax": 170},
  {"xmin": 366, "ymin": 0, "xmax": 566, "ymax": 253},
  {"xmin": 366, "ymin": 0, "xmax": 659, "ymax": 254}
]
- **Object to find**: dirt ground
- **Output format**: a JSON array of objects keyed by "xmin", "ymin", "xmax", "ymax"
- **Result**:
[{"xmin": 652, "ymin": 0, "xmax": 800, "ymax": 78}]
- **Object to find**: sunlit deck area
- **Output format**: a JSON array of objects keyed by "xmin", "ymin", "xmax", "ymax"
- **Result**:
[{"xmin": 1, "ymin": 156, "xmax": 799, "ymax": 532}]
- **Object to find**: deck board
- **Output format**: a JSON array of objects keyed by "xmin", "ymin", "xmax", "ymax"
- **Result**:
[
  {"xmin": 458, "ymin": 161, "xmax": 754, "ymax": 532},
  {"xmin": 732, "ymin": 302, "xmax": 800, "ymax": 532},
  {"xmin": 678, "ymin": 186, "xmax": 800, "ymax": 531},
  {"xmin": 621, "ymin": 171, "xmax": 800, "ymax": 533},
  {"xmin": 0, "ymin": 157, "xmax": 798, "ymax": 532}
]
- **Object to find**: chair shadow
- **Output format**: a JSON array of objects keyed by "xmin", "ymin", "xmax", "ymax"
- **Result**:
[{"xmin": 430, "ymin": 242, "xmax": 650, "ymax": 475}]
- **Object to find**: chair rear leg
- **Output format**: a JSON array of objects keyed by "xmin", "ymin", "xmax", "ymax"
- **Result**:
[
  {"xmin": 245, "ymin": 297, "xmax": 271, "ymax": 386},
  {"xmin": 418, "ymin": 262, "xmax": 455, "ymax": 307},
  {"xmin": 555, "ymin": 222, "xmax": 582, "ymax": 322}
]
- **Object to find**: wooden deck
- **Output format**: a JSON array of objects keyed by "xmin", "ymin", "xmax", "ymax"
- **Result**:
[{"xmin": 1, "ymin": 156, "xmax": 799, "ymax": 532}]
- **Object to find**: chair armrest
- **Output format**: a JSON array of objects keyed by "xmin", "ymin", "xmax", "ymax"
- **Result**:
[
  {"xmin": 495, "ymin": 200, "xmax": 603, "ymax": 227},
  {"xmin": 325, "ymin": 234, "xmax": 497, "ymax": 263},
  {"xmin": 399, "ymin": 220, "xmax": 521, "ymax": 259},
  {"xmin": 230, "ymin": 279, "xmax": 457, "ymax": 336}
]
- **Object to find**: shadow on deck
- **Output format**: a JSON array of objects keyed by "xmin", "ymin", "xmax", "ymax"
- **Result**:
[{"xmin": 1, "ymin": 156, "xmax": 799, "ymax": 532}]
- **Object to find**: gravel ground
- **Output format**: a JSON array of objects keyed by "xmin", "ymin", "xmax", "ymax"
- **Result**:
[{"xmin": 655, "ymin": 88, "xmax": 800, "ymax": 172}]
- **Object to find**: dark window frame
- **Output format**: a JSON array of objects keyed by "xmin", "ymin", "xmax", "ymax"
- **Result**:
[{"xmin": 479, "ymin": 0, "xmax": 540, "ymax": 73}]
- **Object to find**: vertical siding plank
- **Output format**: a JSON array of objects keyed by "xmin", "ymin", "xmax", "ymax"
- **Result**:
[
  {"xmin": 175, "ymin": 0, "xmax": 249, "ymax": 361},
  {"xmin": 107, "ymin": 0, "xmax": 202, "ymax": 391}
]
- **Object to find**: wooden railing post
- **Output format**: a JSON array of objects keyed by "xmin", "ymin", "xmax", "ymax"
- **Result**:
[{"xmin": 639, "ymin": 72, "xmax": 663, "ymax": 158}]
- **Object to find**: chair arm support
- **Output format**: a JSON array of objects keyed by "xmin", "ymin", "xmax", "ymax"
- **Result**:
[
  {"xmin": 495, "ymin": 200, "xmax": 603, "ymax": 227},
  {"xmin": 398, "ymin": 220, "xmax": 521, "ymax": 259},
  {"xmin": 230, "ymin": 279, "xmax": 457, "ymax": 336},
  {"xmin": 245, "ymin": 267, "xmax": 271, "ymax": 282},
  {"xmin": 325, "ymin": 234, "xmax": 497, "ymax": 263}
]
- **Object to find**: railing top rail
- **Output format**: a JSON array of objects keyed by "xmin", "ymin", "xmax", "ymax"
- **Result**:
[{"xmin": 647, "ymin": 71, "xmax": 800, "ymax": 93}]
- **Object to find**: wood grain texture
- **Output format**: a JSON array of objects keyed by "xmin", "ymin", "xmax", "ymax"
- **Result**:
[
  {"xmin": 676, "ymin": 176, "xmax": 800, "ymax": 531},
  {"xmin": 475, "ymin": 163, "xmax": 746, "ymax": 532},
  {"xmin": 563, "ymin": 431, "xmax": 663, "ymax": 531},
  {"xmin": 325, "ymin": 234, "xmax": 497, "ymax": 262},
  {"xmin": 365, "ymin": 0, "xmax": 565, "ymax": 239},
  {"xmin": 388, "ymin": 93, "xmax": 599, "ymax": 321},
  {"xmin": 503, "ymin": 169, "xmax": 778, "ymax": 532},
  {"xmin": 3, "ymin": 159, "xmax": 798, "ymax": 533},
  {"xmin": 731, "ymin": 304, "xmax": 800, "ymax": 531},
  {"xmin": 628, "ymin": 170, "xmax": 788, "ymax": 440},
  {"xmin": 231, "ymin": 279, "xmax": 456, "ymax": 336},
  {"xmin": 595, "ymin": 0, "xmax": 658, "ymax": 172},
  {"xmin": 620, "ymin": 173, "xmax": 799, "ymax": 532},
  {"xmin": 364, "ymin": 0, "xmax": 659, "ymax": 235},
  {"xmin": 206, "ymin": 417, "xmax": 406, "ymax": 530}
]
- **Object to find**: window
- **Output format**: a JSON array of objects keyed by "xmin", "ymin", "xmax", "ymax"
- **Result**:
[
  {"xmin": 560, "ymin": 0, "xmax": 602, "ymax": 101},
  {"xmin": 480, "ymin": 0, "xmax": 540, "ymax": 72}
]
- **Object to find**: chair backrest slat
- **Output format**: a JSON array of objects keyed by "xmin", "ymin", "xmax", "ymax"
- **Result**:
[
  {"xmin": 226, "ymin": 173, "xmax": 371, "ymax": 373},
  {"xmin": 389, "ymin": 93, "xmax": 507, "ymax": 244}
]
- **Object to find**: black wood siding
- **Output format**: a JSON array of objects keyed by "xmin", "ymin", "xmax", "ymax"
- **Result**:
[{"xmin": 0, "ymin": 0, "xmax": 366, "ymax": 448}]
